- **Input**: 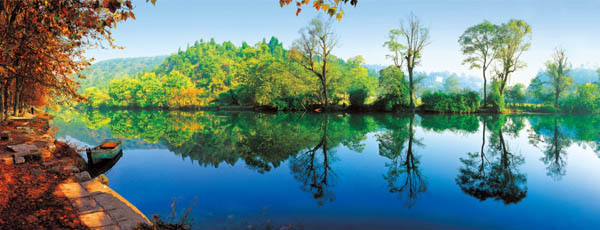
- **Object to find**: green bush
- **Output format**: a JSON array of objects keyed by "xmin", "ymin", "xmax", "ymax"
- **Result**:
[
  {"xmin": 271, "ymin": 96, "xmax": 306, "ymax": 111},
  {"xmin": 421, "ymin": 90, "xmax": 481, "ymax": 113},
  {"xmin": 559, "ymin": 83, "xmax": 600, "ymax": 113},
  {"xmin": 373, "ymin": 95, "xmax": 409, "ymax": 112},
  {"xmin": 487, "ymin": 81, "xmax": 505, "ymax": 112},
  {"xmin": 349, "ymin": 88, "xmax": 368, "ymax": 107}
]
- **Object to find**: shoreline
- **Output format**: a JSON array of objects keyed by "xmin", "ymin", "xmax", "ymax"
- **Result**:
[
  {"xmin": 0, "ymin": 114, "xmax": 150, "ymax": 229},
  {"xmin": 79, "ymin": 105, "xmax": 597, "ymax": 115}
]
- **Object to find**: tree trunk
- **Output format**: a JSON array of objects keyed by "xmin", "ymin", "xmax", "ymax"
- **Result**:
[
  {"xmin": 483, "ymin": 70, "xmax": 487, "ymax": 108},
  {"xmin": 408, "ymin": 67, "xmax": 415, "ymax": 112},
  {"xmin": 480, "ymin": 118, "xmax": 486, "ymax": 172},
  {"xmin": 13, "ymin": 89, "xmax": 19, "ymax": 117},
  {"xmin": 554, "ymin": 88, "xmax": 559, "ymax": 109},
  {"xmin": 322, "ymin": 59, "xmax": 329, "ymax": 109}
]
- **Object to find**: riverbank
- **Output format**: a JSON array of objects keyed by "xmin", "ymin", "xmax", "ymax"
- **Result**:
[
  {"xmin": 0, "ymin": 114, "xmax": 150, "ymax": 229},
  {"xmin": 83, "ymin": 104, "xmax": 579, "ymax": 115}
]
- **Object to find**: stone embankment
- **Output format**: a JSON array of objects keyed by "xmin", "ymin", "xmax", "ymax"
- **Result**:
[{"xmin": 0, "ymin": 114, "xmax": 150, "ymax": 229}]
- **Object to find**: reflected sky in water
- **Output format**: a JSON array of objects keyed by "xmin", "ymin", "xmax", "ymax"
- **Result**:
[{"xmin": 52, "ymin": 110, "xmax": 600, "ymax": 229}]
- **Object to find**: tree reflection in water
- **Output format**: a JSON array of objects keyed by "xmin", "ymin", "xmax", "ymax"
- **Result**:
[
  {"xmin": 377, "ymin": 114, "xmax": 426, "ymax": 208},
  {"xmin": 529, "ymin": 116, "xmax": 570, "ymax": 180},
  {"xmin": 289, "ymin": 118, "xmax": 336, "ymax": 206},
  {"xmin": 456, "ymin": 116, "xmax": 527, "ymax": 204}
]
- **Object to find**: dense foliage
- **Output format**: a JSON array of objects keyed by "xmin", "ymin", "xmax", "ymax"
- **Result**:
[
  {"xmin": 0, "ymin": 0, "xmax": 141, "ymax": 120},
  {"xmin": 421, "ymin": 91, "xmax": 481, "ymax": 113},
  {"xmin": 560, "ymin": 83, "xmax": 600, "ymax": 113},
  {"xmin": 86, "ymin": 36, "xmax": 377, "ymax": 110}
]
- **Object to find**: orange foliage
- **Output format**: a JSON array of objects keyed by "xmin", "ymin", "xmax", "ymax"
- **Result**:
[
  {"xmin": 280, "ymin": 0, "xmax": 357, "ymax": 20},
  {"xmin": 0, "ymin": 0, "xmax": 139, "ymax": 119}
]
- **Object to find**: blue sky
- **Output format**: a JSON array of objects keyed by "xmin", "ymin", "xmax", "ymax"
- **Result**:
[{"xmin": 87, "ymin": 0, "xmax": 600, "ymax": 85}]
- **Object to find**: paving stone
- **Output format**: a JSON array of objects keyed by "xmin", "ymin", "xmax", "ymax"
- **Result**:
[
  {"xmin": 58, "ymin": 182, "xmax": 90, "ymax": 199},
  {"xmin": 106, "ymin": 206, "xmax": 138, "ymax": 222},
  {"xmin": 72, "ymin": 196, "xmax": 104, "ymax": 214},
  {"xmin": 79, "ymin": 211, "xmax": 115, "ymax": 228},
  {"xmin": 93, "ymin": 192, "xmax": 128, "ymax": 211},
  {"xmin": 83, "ymin": 180, "xmax": 111, "ymax": 194},
  {"xmin": 91, "ymin": 224, "xmax": 121, "ymax": 230},
  {"xmin": 8, "ymin": 144, "xmax": 39, "ymax": 156}
]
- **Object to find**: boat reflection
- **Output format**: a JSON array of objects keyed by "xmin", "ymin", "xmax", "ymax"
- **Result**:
[{"xmin": 86, "ymin": 150, "xmax": 123, "ymax": 178}]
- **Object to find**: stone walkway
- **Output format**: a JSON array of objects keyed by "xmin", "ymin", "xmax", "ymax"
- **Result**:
[{"xmin": 55, "ymin": 178, "xmax": 151, "ymax": 230}]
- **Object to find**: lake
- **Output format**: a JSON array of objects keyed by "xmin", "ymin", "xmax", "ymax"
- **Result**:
[{"xmin": 51, "ymin": 109, "xmax": 600, "ymax": 229}]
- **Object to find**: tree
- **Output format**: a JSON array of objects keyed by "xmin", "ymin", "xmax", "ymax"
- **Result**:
[
  {"xmin": 546, "ymin": 48, "xmax": 573, "ymax": 108},
  {"xmin": 377, "ymin": 66, "xmax": 409, "ymax": 110},
  {"xmin": 506, "ymin": 83, "xmax": 526, "ymax": 105},
  {"xmin": 385, "ymin": 13, "xmax": 430, "ymax": 111},
  {"xmin": 458, "ymin": 20, "xmax": 500, "ymax": 108},
  {"xmin": 280, "ymin": 0, "xmax": 358, "ymax": 20},
  {"xmin": 291, "ymin": 18, "xmax": 338, "ymax": 109},
  {"xmin": 494, "ymin": 20, "xmax": 532, "ymax": 95},
  {"xmin": 443, "ymin": 76, "xmax": 461, "ymax": 93},
  {"xmin": 0, "ymin": 0, "xmax": 145, "ymax": 120},
  {"xmin": 529, "ymin": 75, "xmax": 553, "ymax": 104},
  {"xmin": 561, "ymin": 83, "xmax": 600, "ymax": 113}
]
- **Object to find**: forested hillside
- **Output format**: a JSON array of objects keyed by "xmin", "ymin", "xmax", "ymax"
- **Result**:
[
  {"xmin": 77, "ymin": 56, "xmax": 166, "ymax": 91},
  {"xmin": 86, "ymin": 37, "xmax": 378, "ymax": 110}
]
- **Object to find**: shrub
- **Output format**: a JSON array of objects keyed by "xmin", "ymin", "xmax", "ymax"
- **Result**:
[
  {"xmin": 487, "ymin": 81, "xmax": 505, "ymax": 112},
  {"xmin": 373, "ymin": 95, "xmax": 409, "ymax": 112},
  {"xmin": 421, "ymin": 90, "xmax": 481, "ymax": 113},
  {"xmin": 349, "ymin": 88, "xmax": 368, "ymax": 108},
  {"xmin": 560, "ymin": 83, "xmax": 600, "ymax": 113},
  {"xmin": 271, "ymin": 96, "xmax": 306, "ymax": 111}
]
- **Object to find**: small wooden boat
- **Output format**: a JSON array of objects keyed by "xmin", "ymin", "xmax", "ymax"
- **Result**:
[
  {"xmin": 88, "ymin": 150, "xmax": 123, "ymax": 178},
  {"xmin": 86, "ymin": 139, "xmax": 122, "ymax": 164}
]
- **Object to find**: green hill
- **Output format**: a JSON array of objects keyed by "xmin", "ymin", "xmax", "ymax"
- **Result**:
[{"xmin": 77, "ymin": 56, "xmax": 167, "ymax": 91}]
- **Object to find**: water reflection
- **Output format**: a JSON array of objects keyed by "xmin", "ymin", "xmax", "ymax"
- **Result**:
[
  {"xmin": 50, "ymin": 109, "xmax": 600, "ymax": 210},
  {"xmin": 87, "ymin": 150, "xmax": 123, "ymax": 178},
  {"xmin": 290, "ymin": 117, "xmax": 336, "ymax": 205},
  {"xmin": 528, "ymin": 116, "xmax": 571, "ymax": 180},
  {"xmin": 377, "ymin": 114, "xmax": 426, "ymax": 208},
  {"xmin": 456, "ymin": 116, "xmax": 527, "ymax": 204}
]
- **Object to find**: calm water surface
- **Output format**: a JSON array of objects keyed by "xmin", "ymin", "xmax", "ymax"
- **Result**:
[{"xmin": 51, "ymin": 110, "xmax": 600, "ymax": 229}]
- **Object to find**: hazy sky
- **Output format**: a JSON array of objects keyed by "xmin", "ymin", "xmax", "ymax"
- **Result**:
[{"xmin": 87, "ymin": 0, "xmax": 600, "ymax": 85}]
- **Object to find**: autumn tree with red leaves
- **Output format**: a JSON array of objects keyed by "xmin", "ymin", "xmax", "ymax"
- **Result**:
[{"xmin": 0, "ymin": 0, "xmax": 150, "ymax": 120}]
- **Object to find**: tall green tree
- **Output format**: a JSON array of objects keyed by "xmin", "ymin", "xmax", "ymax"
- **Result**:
[
  {"xmin": 377, "ymin": 66, "xmax": 409, "ymax": 110},
  {"xmin": 458, "ymin": 20, "xmax": 500, "ymax": 108},
  {"xmin": 385, "ymin": 13, "xmax": 430, "ymax": 111},
  {"xmin": 291, "ymin": 18, "xmax": 339, "ymax": 109},
  {"xmin": 494, "ymin": 20, "xmax": 532, "ymax": 95},
  {"xmin": 546, "ymin": 48, "xmax": 573, "ymax": 108}
]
